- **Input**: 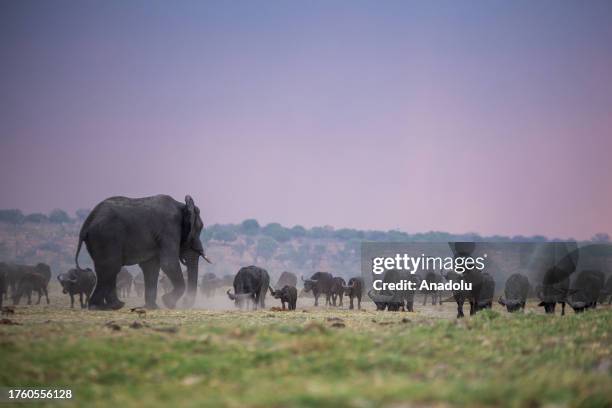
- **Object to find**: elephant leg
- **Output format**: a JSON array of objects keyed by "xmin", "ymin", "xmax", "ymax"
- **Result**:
[
  {"xmin": 140, "ymin": 258, "xmax": 160, "ymax": 309},
  {"xmin": 160, "ymin": 259, "xmax": 185, "ymax": 309},
  {"xmin": 89, "ymin": 262, "xmax": 124, "ymax": 310}
]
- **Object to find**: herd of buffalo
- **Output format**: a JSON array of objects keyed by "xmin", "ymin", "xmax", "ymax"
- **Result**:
[
  {"xmin": 1, "ymin": 261, "xmax": 611, "ymax": 318},
  {"xmin": 0, "ymin": 195, "xmax": 611, "ymax": 318}
]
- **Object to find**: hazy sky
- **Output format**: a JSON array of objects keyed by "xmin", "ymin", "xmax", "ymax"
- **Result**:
[{"xmin": 1, "ymin": 1, "xmax": 611, "ymax": 239}]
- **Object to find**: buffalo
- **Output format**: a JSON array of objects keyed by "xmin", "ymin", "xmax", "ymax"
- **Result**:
[
  {"xmin": 133, "ymin": 272, "xmax": 145, "ymax": 297},
  {"xmin": 536, "ymin": 267, "xmax": 571, "ymax": 315},
  {"xmin": 475, "ymin": 272, "xmax": 495, "ymax": 310},
  {"xmin": 598, "ymin": 275, "xmax": 612, "ymax": 304},
  {"xmin": 302, "ymin": 272, "xmax": 334, "ymax": 306},
  {"xmin": 498, "ymin": 273, "xmax": 530, "ymax": 312},
  {"xmin": 441, "ymin": 269, "xmax": 492, "ymax": 318},
  {"xmin": 567, "ymin": 269, "xmax": 605, "ymax": 313},
  {"xmin": 2, "ymin": 263, "xmax": 51, "ymax": 298},
  {"xmin": 269, "ymin": 285, "xmax": 297, "ymax": 310},
  {"xmin": 116, "ymin": 268, "xmax": 133, "ymax": 298},
  {"xmin": 274, "ymin": 271, "xmax": 298, "ymax": 290},
  {"xmin": 57, "ymin": 268, "xmax": 97, "ymax": 308},
  {"xmin": 13, "ymin": 272, "xmax": 50, "ymax": 305},
  {"xmin": 200, "ymin": 272, "xmax": 223, "ymax": 298},
  {"xmin": 343, "ymin": 277, "xmax": 363, "ymax": 310},
  {"xmin": 330, "ymin": 277, "xmax": 346, "ymax": 307},
  {"xmin": 421, "ymin": 271, "xmax": 443, "ymax": 306},
  {"xmin": 227, "ymin": 266, "xmax": 269, "ymax": 309},
  {"xmin": 368, "ymin": 269, "xmax": 420, "ymax": 312}
]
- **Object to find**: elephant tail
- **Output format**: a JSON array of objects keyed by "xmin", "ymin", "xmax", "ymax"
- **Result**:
[
  {"xmin": 75, "ymin": 222, "xmax": 90, "ymax": 269},
  {"xmin": 75, "ymin": 234, "xmax": 85, "ymax": 270}
]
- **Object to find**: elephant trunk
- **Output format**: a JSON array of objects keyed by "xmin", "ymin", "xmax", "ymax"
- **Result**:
[{"xmin": 183, "ymin": 250, "xmax": 200, "ymax": 307}]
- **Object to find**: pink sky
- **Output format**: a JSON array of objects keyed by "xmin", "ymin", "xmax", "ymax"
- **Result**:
[{"xmin": 1, "ymin": 1, "xmax": 611, "ymax": 239}]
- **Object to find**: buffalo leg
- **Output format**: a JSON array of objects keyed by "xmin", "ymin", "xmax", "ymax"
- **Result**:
[
  {"xmin": 422, "ymin": 294, "xmax": 427, "ymax": 306},
  {"xmin": 561, "ymin": 302, "xmax": 565, "ymax": 316},
  {"xmin": 43, "ymin": 287, "xmax": 49, "ymax": 304},
  {"xmin": 79, "ymin": 293, "xmax": 84, "ymax": 308},
  {"xmin": 69, "ymin": 293, "xmax": 74, "ymax": 308},
  {"xmin": 357, "ymin": 295, "xmax": 361, "ymax": 310},
  {"xmin": 37, "ymin": 289, "xmax": 42, "ymax": 304},
  {"xmin": 349, "ymin": 296, "xmax": 354, "ymax": 310},
  {"xmin": 456, "ymin": 298, "xmax": 465, "ymax": 318}
]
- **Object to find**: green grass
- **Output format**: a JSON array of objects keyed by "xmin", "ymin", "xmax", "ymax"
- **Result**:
[{"xmin": 0, "ymin": 299, "xmax": 610, "ymax": 407}]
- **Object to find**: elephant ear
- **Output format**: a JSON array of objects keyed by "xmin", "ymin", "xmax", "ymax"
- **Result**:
[{"xmin": 184, "ymin": 195, "xmax": 198, "ymax": 248}]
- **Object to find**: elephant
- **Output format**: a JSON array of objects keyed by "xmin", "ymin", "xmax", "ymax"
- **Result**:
[{"xmin": 75, "ymin": 194, "xmax": 211, "ymax": 310}]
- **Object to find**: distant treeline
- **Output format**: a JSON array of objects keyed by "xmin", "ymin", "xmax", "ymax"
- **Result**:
[{"xmin": 2, "ymin": 209, "xmax": 607, "ymax": 244}]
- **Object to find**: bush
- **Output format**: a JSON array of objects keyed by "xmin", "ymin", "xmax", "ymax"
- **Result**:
[
  {"xmin": 212, "ymin": 225, "xmax": 238, "ymax": 242},
  {"xmin": 49, "ymin": 209, "xmax": 72, "ymax": 224},
  {"xmin": 75, "ymin": 208, "xmax": 90, "ymax": 221},
  {"xmin": 262, "ymin": 223, "xmax": 291, "ymax": 242},
  {"xmin": 256, "ymin": 237, "xmax": 278, "ymax": 260},
  {"xmin": 240, "ymin": 219, "xmax": 260, "ymax": 236},
  {"xmin": 0, "ymin": 209, "xmax": 24, "ymax": 224},
  {"xmin": 24, "ymin": 213, "xmax": 48, "ymax": 223}
]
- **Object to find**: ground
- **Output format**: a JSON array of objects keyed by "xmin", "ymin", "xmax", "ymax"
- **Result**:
[{"xmin": 0, "ymin": 292, "xmax": 611, "ymax": 408}]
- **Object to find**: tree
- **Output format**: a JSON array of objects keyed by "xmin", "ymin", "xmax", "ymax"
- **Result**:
[
  {"xmin": 24, "ymin": 213, "xmax": 48, "ymax": 223},
  {"xmin": 48, "ymin": 209, "xmax": 72, "ymax": 224},
  {"xmin": 256, "ymin": 237, "xmax": 278, "ymax": 261},
  {"xmin": 291, "ymin": 225, "xmax": 307, "ymax": 238},
  {"xmin": 591, "ymin": 233, "xmax": 610, "ymax": 243},
  {"xmin": 262, "ymin": 222, "xmax": 291, "ymax": 242},
  {"xmin": 0, "ymin": 209, "xmax": 24, "ymax": 224},
  {"xmin": 213, "ymin": 225, "xmax": 238, "ymax": 242},
  {"xmin": 240, "ymin": 219, "xmax": 260, "ymax": 236},
  {"xmin": 75, "ymin": 208, "xmax": 90, "ymax": 221}
]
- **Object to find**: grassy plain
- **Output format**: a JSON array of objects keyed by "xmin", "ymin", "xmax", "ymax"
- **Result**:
[{"xmin": 0, "ymin": 291, "xmax": 610, "ymax": 408}]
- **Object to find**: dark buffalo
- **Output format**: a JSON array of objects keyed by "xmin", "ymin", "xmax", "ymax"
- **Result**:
[
  {"xmin": 133, "ymin": 272, "xmax": 145, "ymax": 297},
  {"xmin": 498, "ymin": 273, "xmax": 530, "ymax": 312},
  {"xmin": 274, "ymin": 271, "xmax": 298, "ymax": 290},
  {"xmin": 2, "ymin": 263, "xmax": 51, "ymax": 297},
  {"xmin": 598, "ymin": 275, "xmax": 612, "ymax": 304},
  {"xmin": 343, "ymin": 277, "xmax": 363, "ymax": 310},
  {"xmin": 116, "ymin": 268, "xmax": 133, "ymax": 298},
  {"xmin": 368, "ymin": 270, "xmax": 420, "ymax": 312},
  {"xmin": 13, "ymin": 272, "xmax": 50, "ymax": 305},
  {"xmin": 475, "ymin": 272, "xmax": 495, "ymax": 310},
  {"xmin": 58, "ymin": 268, "xmax": 97, "ymax": 308},
  {"xmin": 330, "ymin": 276, "xmax": 346, "ymax": 307},
  {"xmin": 269, "ymin": 285, "xmax": 297, "ymax": 310},
  {"xmin": 421, "ymin": 271, "xmax": 443, "ymax": 306},
  {"xmin": 536, "ymin": 267, "xmax": 571, "ymax": 315},
  {"xmin": 226, "ymin": 266, "xmax": 269, "ymax": 309},
  {"xmin": 302, "ymin": 272, "xmax": 334, "ymax": 306},
  {"xmin": 567, "ymin": 269, "xmax": 605, "ymax": 313},
  {"xmin": 200, "ymin": 272, "xmax": 223, "ymax": 298},
  {"xmin": 441, "ymin": 269, "xmax": 491, "ymax": 318}
]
